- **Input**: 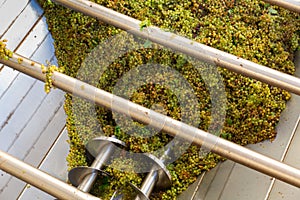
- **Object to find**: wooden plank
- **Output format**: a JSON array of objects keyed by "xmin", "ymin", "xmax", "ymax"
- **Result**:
[
  {"xmin": 0, "ymin": 1, "xmax": 45, "ymax": 96},
  {"xmin": 0, "ymin": 34, "xmax": 55, "ymax": 146},
  {"xmin": 14, "ymin": 93, "xmax": 65, "ymax": 165},
  {"xmin": 2, "ymin": 0, "xmax": 44, "ymax": 50},
  {"xmin": 193, "ymin": 161, "xmax": 235, "ymax": 200},
  {"xmin": 0, "ymin": 80, "xmax": 46, "ymax": 151},
  {"xmin": 0, "ymin": 102, "xmax": 65, "ymax": 199},
  {"xmin": 178, "ymin": 91, "xmax": 300, "ymax": 200},
  {"xmin": 0, "ymin": 25, "xmax": 54, "ymax": 125},
  {"xmin": 285, "ymin": 0, "xmax": 300, "ymax": 5},
  {"xmin": 0, "ymin": 2, "xmax": 66, "ymax": 197},
  {"xmin": 0, "ymin": 74, "xmax": 37, "ymax": 132},
  {"xmin": 2, "ymin": 88, "xmax": 64, "ymax": 155},
  {"xmin": 18, "ymin": 128, "xmax": 69, "ymax": 200},
  {"xmin": 0, "ymin": 0, "xmax": 30, "ymax": 37},
  {"xmin": 265, "ymin": 51, "xmax": 300, "ymax": 200},
  {"xmin": 0, "ymin": 86, "xmax": 64, "ymax": 180},
  {"xmin": 267, "ymin": 119, "xmax": 300, "ymax": 200}
]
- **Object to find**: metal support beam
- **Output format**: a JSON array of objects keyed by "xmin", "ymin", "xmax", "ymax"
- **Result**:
[
  {"xmin": 1, "ymin": 52, "xmax": 300, "ymax": 188},
  {"xmin": 262, "ymin": 0, "xmax": 300, "ymax": 13},
  {"xmin": 51, "ymin": 0, "xmax": 300, "ymax": 95},
  {"xmin": 0, "ymin": 150, "xmax": 101, "ymax": 200}
]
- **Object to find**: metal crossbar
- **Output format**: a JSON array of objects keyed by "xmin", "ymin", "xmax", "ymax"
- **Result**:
[{"xmin": 0, "ymin": 149, "xmax": 101, "ymax": 200}]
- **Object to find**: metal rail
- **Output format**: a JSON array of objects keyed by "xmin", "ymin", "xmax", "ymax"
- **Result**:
[
  {"xmin": 1, "ymin": 51, "xmax": 300, "ymax": 189},
  {"xmin": 51, "ymin": 0, "xmax": 300, "ymax": 95},
  {"xmin": 262, "ymin": 0, "xmax": 300, "ymax": 13},
  {"xmin": 0, "ymin": 149, "xmax": 101, "ymax": 200}
]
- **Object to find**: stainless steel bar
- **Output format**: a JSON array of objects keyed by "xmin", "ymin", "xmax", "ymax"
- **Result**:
[
  {"xmin": 52, "ymin": 0, "xmax": 300, "ymax": 95},
  {"xmin": 77, "ymin": 142, "xmax": 114, "ymax": 192},
  {"xmin": 133, "ymin": 148, "xmax": 172, "ymax": 200},
  {"xmin": 138, "ymin": 170, "xmax": 158, "ymax": 198},
  {"xmin": 1, "ymin": 53, "xmax": 300, "ymax": 188},
  {"xmin": 262, "ymin": 0, "xmax": 300, "ymax": 13},
  {"xmin": 0, "ymin": 150, "xmax": 101, "ymax": 200},
  {"xmin": 68, "ymin": 136, "xmax": 125, "ymax": 193}
]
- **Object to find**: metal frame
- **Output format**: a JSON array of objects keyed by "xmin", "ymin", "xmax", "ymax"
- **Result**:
[{"xmin": 0, "ymin": 0, "xmax": 300, "ymax": 199}]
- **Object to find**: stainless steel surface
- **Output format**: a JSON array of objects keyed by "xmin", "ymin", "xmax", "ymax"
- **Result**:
[
  {"xmin": 145, "ymin": 154, "xmax": 172, "ymax": 189},
  {"xmin": 68, "ymin": 167, "xmax": 108, "ymax": 187},
  {"xmin": 51, "ymin": 0, "xmax": 300, "ymax": 95},
  {"xmin": 69, "ymin": 136, "xmax": 125, "ymax": 193},
  {"xmin": 78, "ymin": 143, "xmax": 114, "ymax": 192},
  {"xmin": 129, "ymin": 183, "xmax": 149, "ymax": 200},
  {"xmin": 131, "ymin": 156, "xmax": 171, "ymax": 200},
  {"xmin": 86, "ymin": 136, "xmax": 126, "ymax": 158},
  {"xmin": 2, "ymin": 52, "xmax": 300, "ymax": 188},
  {"xmin": 137, "ymin": 170, "xmax": 159, "ymax": 199},
  {"xmin": 0, "ymin": 149, "xmax": 100, "ymax": 200},
  {"xmin": 131, "ymin": 150, "xmax": 172, "ymax": 200}
]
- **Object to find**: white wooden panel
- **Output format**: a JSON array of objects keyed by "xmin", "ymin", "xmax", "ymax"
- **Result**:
[
  {"xmin": 0, "ymin": 0, "xmax": 30, "ymax": 36},
  {"xmin": 2, "ymin": 0, "xmax": 44, "ymax": 50},
  {"xmin": 18, "ymin": 129, "xmax": 69, "ymax": 200},
  {"xmin": 0, "ymin": 34, "xmax": 54, "ymax": 146},
  {"xmin": 195, "ymin": 161, "xmax": 235, "ymax": 200},
  {"xmin": 286, "ymin": 0, "xmax": 300, "ymax": 5},
  {"xmin": 267, "ymin": 121, "xmax": 300, "ymax": 200},
  {"xmin": 0, "ymin": 74, "xmax": 37, "ymax": 131},
  {"xmin": 177, "ymin": 85, "xmax": 300, "ymax": 200},
  {"xmin": 0, "ymin": 80, "xmax": 46, "ymax": 151},
  {"xmin": 0, "ymin": 102, "xmax": 65, "ymax": 200},
  {"xmin": 23, "ymin": 104, "xmax": 66, "ymax": 166},
  {"xmin": 220, "ymin": 108, "xmax": 300, "ymax": 200},
  {"xmin": 0, "ymin": 2, "xmax": 45, "ymax": 97},
  {"xmin": 266, "ymin": 50, "xmax": 300, "ymax": 200},
  {"xmin": 0, "ymin": 87, "xmax": 64, "ymax": 184},
  {"xmin": 0, "ymin": 1, "xmax": 67, "ymax": 198},
  {"xmin": 7, "ymin": 90, "xmax": 65, "ymax": 161}
]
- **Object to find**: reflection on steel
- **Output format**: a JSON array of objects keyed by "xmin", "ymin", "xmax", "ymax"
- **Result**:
[
  {"xmin": 130, "ymin": 148, "xmax": 172, "ymax": 200},
  {"xmin": 262, "ymin": 0, "xmax": 300, "ymax": 13},
  {"xmin": 69, "ymin": 136, "xmax": 126, "ymax": 193},
  {"xmin": 0, "ymin": 149, "xmax": 101, "ymax": 200},
  {"xmin": 52, "ymin": 0, "xmax": 300, "ymax": 95},
  {"xmin": 1, "ymin": 52, "xmax": 300, "ymax": 188}
]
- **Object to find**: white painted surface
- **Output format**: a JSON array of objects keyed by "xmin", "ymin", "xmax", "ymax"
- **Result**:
[
  {"xmin": 18, "ymin": 129, "xmax": 70, "ymax": 200},
  {"xmin": 0, "ymin": 0, "xmax": 68, "ymax": 199}
]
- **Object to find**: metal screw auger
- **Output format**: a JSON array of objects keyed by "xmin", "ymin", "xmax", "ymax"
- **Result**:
[
  {"xmin": 68, "ymin": 136, "xmax": 126, "ymax": 193},
  {"xmin": 130, "ymin": 147, "xmax": 173, "ymax": 200}
]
